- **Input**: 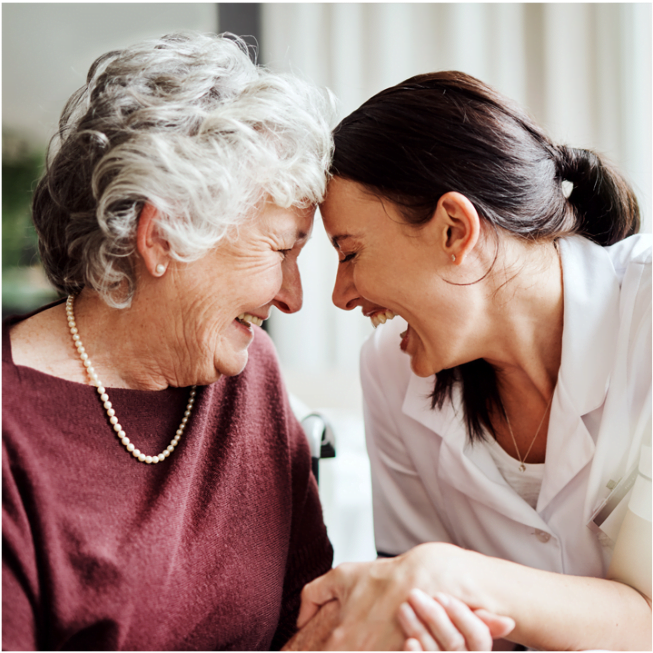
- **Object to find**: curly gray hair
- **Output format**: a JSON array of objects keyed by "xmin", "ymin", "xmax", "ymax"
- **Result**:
[{"xmin": 32, "ymin": 32, "xmax": 336, "ymax": 307}]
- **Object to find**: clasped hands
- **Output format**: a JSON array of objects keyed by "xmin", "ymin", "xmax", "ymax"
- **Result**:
[{"xmin": 284, "ymin": 543, "xmax": 515, "ymax": 651}]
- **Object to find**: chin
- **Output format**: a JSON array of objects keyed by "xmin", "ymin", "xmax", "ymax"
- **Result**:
[{"xmin": 214, "ymin": 351, "xmax": 250, "ymax": 379}]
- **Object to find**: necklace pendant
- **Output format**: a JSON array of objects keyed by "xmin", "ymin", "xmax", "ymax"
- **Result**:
[{"xmin": 519, "ymin": 463, "xmax": 526, "ymax": 472}]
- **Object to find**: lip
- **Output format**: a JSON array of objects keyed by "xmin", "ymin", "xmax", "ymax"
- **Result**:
[
  {"xmin": 233, "ymin": 317, "xmax": 257, "ymax": 337},
  {"xmin": 399, "ymin": 325, "xmax": 410, "ymax": 352}
]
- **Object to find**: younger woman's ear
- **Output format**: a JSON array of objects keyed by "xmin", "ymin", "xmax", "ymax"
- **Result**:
[
  {"xmin": 136, "ymin": 203, "xmax": 170, "ymax": 277},
  {"xmin": 436, "ymin": 192, "xmax": 481, "ymax": 264}
]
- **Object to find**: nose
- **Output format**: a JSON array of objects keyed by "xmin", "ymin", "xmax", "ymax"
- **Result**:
[
  {"xmin": 273, "ymin": 259, "xmax": 303, "ymax": 314},
  {"xmin": 332, "ymin": 262, "xmax": 360, "ymax": 311}
]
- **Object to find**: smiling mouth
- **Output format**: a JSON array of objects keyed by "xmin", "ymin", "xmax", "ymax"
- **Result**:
[{"xmin": 236, "ymin": 313, "xmax": 265, "ymax": 328}]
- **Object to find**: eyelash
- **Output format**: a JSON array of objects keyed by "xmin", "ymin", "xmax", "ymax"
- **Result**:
[
  {"xmin": 339, "ymin": 252, "xmax": 356, "ymax": 264},
  {"xmin": 278, "ymin": 248, "xmax": 292, "ymax": 259}
]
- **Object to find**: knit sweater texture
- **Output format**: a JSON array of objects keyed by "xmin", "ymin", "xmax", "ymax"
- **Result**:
[{"xmin": 2, "ymin": 308, "xmax": 333, "ymax": 650}]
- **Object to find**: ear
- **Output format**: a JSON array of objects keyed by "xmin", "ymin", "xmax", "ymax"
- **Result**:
[
  {"xmin": 136, "ymin": 203, "xmax": 170, "ymax": 277},
  {"xmin": 433, "ymin": 192, "xmax": 481, "ymax": 265}
]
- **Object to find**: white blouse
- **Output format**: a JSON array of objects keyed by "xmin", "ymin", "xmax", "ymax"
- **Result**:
[
  {"xmin": 361, "ymin": 234, "xmax": 651, "ymax": 577},
  {"xmin": 483, "ymin": 436, "xmax": 544, "ymax": 510}
]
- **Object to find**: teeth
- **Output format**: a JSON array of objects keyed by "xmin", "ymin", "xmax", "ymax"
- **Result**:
[
  {"xmin": 237, "ymin": 313, "xmax": 264, "ymax": 327},
  {"xmin": 370, "ymin": 310, "xmax": 396, "ymax": 329}
]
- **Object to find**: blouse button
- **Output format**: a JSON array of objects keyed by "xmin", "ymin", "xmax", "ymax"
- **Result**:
[{"xmin": 534, "ymin": 529, "xmax": 551, "ymax": 543}]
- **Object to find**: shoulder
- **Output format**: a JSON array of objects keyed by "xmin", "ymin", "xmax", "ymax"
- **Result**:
[{"xmin": 604, "ymin": 233, "xmax": 652, "ymax": 276}]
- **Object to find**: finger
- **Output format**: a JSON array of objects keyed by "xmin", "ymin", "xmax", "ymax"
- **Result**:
[
  {"xmin": 435, "ymin": 594, "xmax": 492, "ymax": 651},
  {"xmin": 297, "ymin": 565, "xmax": 356, "ymax": 629},
  {"xmin": 404, "ymin": 637, "xmax": 424, "ymax": 651},
  {"xmin": 407, "ymin": 589, "xmax": 466, "ymax": 651},
  {"xmin": 472, "ymin": 609, "xmax": 515, "ymax": 640},
  {"xmin": 397, "ymin": 601, "xmax": 440, "ymax": 651}
]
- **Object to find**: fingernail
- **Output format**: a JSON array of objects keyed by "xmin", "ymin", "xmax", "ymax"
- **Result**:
[{"xmin": 409, "ymin": 587, "xmax": 429, "ymax": 602}]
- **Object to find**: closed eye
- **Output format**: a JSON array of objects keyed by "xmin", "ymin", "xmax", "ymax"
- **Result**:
[{"xmin": 339, "ymin": 252, "xmax": 356, "ymax": 264}]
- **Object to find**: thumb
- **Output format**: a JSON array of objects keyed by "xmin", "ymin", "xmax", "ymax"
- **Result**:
[
  {"xmin": 297, "ymin": 571, "xmax": 340, "ymax": 629},
  {"xmin": 473, "ymin": 609, "xmax": 516, "ymax": 639}
]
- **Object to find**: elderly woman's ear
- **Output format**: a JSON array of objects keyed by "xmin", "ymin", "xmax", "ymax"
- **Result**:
[{"xmin": 137, "ymin": 203, "xmax": 171, "ymax": 277}]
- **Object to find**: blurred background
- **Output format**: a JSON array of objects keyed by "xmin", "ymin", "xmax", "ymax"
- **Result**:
[{"xmin": 3, "ymin": 3, "xmax": 651, "ymax": 565}]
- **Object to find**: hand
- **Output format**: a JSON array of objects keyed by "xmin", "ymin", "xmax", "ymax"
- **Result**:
[
  {"xmin": 283, "ymin": 600, "xmax": 341, "ymax": 651},
  {"xmin": 297, "ymin": 543, "xmax": 498, "ymax": 650},
  {"xmin": 398, "ymin": 589, "xmax": 515, "ymax": 651}
]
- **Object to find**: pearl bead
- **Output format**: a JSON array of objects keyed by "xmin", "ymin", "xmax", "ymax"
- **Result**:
[{"xmin": 66, "ymin": 295, "xmax": 197, "ymax": 465}]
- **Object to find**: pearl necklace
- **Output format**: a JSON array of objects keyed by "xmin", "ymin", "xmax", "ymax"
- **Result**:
[{"xmin": 66, "ymin": 295, "xmax": 197, "ymax": 464}]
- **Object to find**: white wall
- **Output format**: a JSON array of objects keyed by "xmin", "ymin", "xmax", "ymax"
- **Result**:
[{"xmin": 2, "ymin": 3, "xmax": 217, "ymax": 146}]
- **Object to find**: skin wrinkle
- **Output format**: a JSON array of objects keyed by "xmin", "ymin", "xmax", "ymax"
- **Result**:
[{"xmin": 10, "ymin": 203, "xmax": 314, "ymax": 393}]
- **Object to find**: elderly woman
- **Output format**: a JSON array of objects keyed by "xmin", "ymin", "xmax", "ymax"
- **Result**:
[
  {"xmin": 2, "ymin": 32, "xmax": 336, "ymax": 650},
  {"xmin": 295, "ymin": 72, "xmax": 651, "ymax": 650}
]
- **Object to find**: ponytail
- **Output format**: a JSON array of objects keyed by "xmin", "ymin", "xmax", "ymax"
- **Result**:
[{"xmin": 556, "ymin": 146, "xmax": 640, "ymax": 246}]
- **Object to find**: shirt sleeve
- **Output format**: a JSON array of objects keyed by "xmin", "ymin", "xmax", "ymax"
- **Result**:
[
  {"xmin": 360, "ymin": 329, "xmax": 454, "ymax": 557},
  {"xmin": 269, "ymin": 391, "xmax": 333, "ymax": 650}
]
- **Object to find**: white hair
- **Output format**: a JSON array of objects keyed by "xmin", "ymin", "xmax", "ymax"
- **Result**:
[{"xmin": 32, "ymin": 32, "xmax": 336, "ymax": 307}]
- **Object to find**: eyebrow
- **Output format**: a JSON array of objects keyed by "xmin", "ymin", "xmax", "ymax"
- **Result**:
[
  {"xmin": 279, "ymin": 228, "xmax": 309, "ymax": 244},
  {"xmin": 330, "ymin": 233, "xmax": 359, "ymax": 249}
]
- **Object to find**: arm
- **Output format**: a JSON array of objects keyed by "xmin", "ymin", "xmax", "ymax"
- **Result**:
[
  {"xmin": 269, "ymin": 383, "xmax": 334, "ymax": 650},
  {"xmin": 299, "ymin": 540, "xmax": 651, "ymax": 651}
]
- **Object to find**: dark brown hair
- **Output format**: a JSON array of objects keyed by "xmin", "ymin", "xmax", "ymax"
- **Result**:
[{"xmin": 331, "ymin": 71, "xmax": 640, "ymax": 442}]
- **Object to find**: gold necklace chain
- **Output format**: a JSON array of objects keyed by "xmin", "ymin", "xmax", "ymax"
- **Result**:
[
  {"xmin": 503, "ymin": 393, "xmax": 553, "ymax": 472},
  {"xmin": 66, "ymin": 295, "xmax": 196, "ymax": 464}
]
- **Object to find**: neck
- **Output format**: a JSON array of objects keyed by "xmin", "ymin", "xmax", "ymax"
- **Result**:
[
  {"xmin": 72, "ymin": 289, "xmax": 178, "ymax": 391},
  {"xmin": 481, "ymin": 238, "xmax": 563, "ymax": 403}
]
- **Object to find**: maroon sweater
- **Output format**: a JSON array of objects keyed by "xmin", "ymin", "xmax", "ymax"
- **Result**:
[{"xmin": 2, "ymin": 309, "xmax": 332, "ymax": 650}]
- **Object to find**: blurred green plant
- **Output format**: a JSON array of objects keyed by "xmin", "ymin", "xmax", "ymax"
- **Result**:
[{"xmin": 2, "ymin": 131, "xmax": 59, "ymax": 316}]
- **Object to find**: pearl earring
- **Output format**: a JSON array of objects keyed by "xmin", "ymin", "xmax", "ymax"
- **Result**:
[
  {"xmin": 451, "ymin": 254, "xmax": 456, "ymax": 262},
  {"xmin": 155, "ymin": 264, "xmax": 166, "ymax": 275}
]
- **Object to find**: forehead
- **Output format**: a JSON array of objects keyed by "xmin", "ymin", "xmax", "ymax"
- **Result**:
[
  {"xmin": 258, "ymin": 202, "xmax": 315, "ymax": 237},
  {"xmin": 321, "ymin": 177, "xmax": 394, "ymax": 240}
]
